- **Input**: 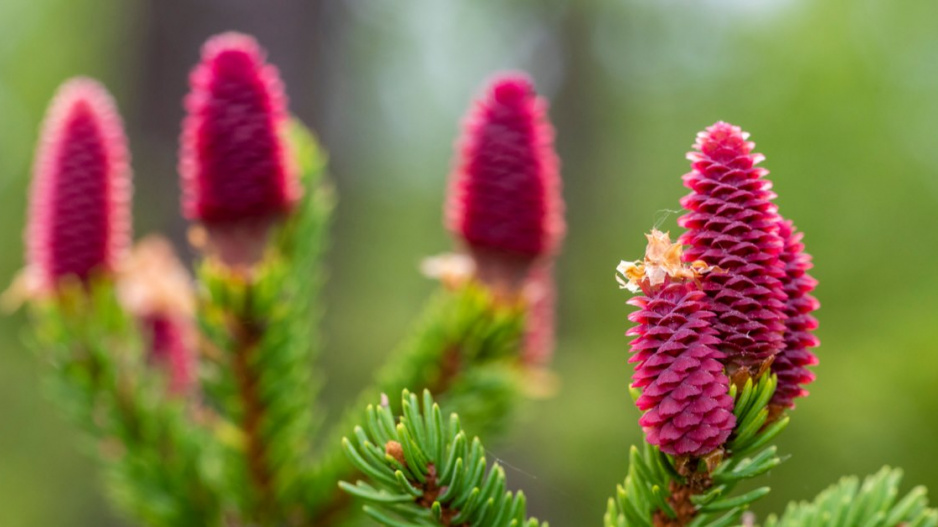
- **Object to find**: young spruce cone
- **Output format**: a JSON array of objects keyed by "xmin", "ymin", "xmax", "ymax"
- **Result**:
[
  {"xmin": 446, "ymin": 73, "xmax": 563, "ymax": 290},
  {"xmin": 619, "ymin": 231, "xmax": 735, "ymax": 457},
  {"xmin": 770, "ymin": 219, "xmax": 820, "ymax": 409},
  {"xmin": 28, "ymin": 78, "xmax": 131, "ymax": 290},
  {"xmin": 678, "ymin": 122, "xmax": 787, "ymax": 376},
  {"xmin": 180, "ymin": 32, "xmax": 298, "ymax": 225}
]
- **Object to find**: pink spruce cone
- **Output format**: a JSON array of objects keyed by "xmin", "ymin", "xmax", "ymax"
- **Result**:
[
  {"xmin": 142, "ymin": 314, "xmax": 195, "ymax": 394},
  {"xmin": 118, "ymin": 236, "xmax": 196, "ymax": 394},
  {"xmin": 446, "ymin": 73, "xmax": 564, "ymax": 290},
  {"xmin": 180, "ymin": 32, "xmax": 298, "ymax": 225},
  {"xmin": 522, "ymin": 263, "xmax": 557, "ymax": 366},
  {"xmin": 620, "ymin": 231, "xmax": 735, "ymax": 457},
  {"xmin": 27, "ymin": 78, "xmax": 131, "ymax": 290},
  {"xmin": 770, "ymin": 219, "xmax": 819, "ymax": 409},
  {"xmin": 678, "ymin": 122, "xmax": 787, "ymax": 375},
  {"xmin": 628, "ymin": 279, "xmax": 735, "ymax": 457}
]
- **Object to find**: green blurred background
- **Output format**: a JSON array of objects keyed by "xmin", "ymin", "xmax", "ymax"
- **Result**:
[{"xmin": 2, "ymin": 0, "xmax": 938, "ymax": 525}]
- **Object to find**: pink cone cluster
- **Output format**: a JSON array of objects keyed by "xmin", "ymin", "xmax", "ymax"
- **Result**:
[
  {"xmin": 678, "ymin": 122, "xmax": 787, "ymax": 375},
  {"xmin": 771, "ymin": 220, "xmax": 819, "ymax": 408},
  {"xmin": 446, "ymin": 74, "xmax": 564, "ymax": 284},
  {"xmin": 621, "ymin": 123, "xmax": 821, "ymax": 456},
  {"xmin": 27, "ymin": 78, "xmax": 131, "ymax": 290},
  {"xmin": 627, "ymin": 275, "xmax": 735, "ymax": 456},
  {"xmin": 180, "ymin": 32, "xmax": 298, "ymax": 225}
]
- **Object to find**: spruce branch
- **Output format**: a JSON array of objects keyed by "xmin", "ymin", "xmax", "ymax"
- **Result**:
[
  {"xmin": 604, "ymin": 443, "xmax": 680, "ymax": 527},
  {"xmin": 194, "ymin": 120, "xmax": 332, "ymax": 524},
  {"xmin": 308, "ymin": 282, "xmax": 527, "ymax": 519},
  {"xmin": 339, "ymin": 389, "xmax": 546, "ymax": 527},
  {"xmin": 765, "ymin": 467, "xmax": 937, "ymax": 527},
  {"xmin": 28, "ymin": 281, "xmax": 223, "ymax": 526}
]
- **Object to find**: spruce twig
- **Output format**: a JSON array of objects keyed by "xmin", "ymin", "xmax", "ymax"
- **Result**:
[
  {"xmin": 339, "ymin": 390, "xmax": 546, "ymax": 527},
  {"xmin": 308, "ymin": 284, "xmax": 527, "ymax": 523},
  {"xmin": 30, "ymin": 282, "xmax": 224, "ymax": 526},
  {"xmin": 194, "ymin": 121, "xmax": 332, "ymax": 525}
]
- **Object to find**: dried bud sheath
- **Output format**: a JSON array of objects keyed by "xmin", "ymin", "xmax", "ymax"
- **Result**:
[{"xmin": 28, "ymin": 78, "xmax": 131, "ymax": 289}]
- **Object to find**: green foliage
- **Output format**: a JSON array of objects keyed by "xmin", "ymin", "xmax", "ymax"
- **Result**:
[
  {"xmin": 194, "ymin": 120, "xmax": 333, "ymax": 522},
  {"xmin": 764, "ymin": 467, "xmax": 938, "ymax": 527},
  {"xmin": 27, "ymin": 280, "xmax": 223, "ymax": 526},
  {"xmin": 604, "ymin": 443, "xmax": 678, "ymax": 527},
  {"xmin": 368, "ymin": 283, "xmax": 527, "ymax": 436},
  {"xmin": 606, "ymin": 374, "xmax": 786, "ymax": 526},
  {"xmin": 189, "ymin": 118, "xmax": 529, "ymax": 524},
  {"xmin": 690, "ymin": 375, "xmax": 787, "ymax": 518},
  {"xmin": 339, "ymin": 389, "xmax": 546, "ymax": 527}
]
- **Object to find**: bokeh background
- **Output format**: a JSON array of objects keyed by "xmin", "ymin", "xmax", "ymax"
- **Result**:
[{"xmin": 2, "ymin": 0, "xmax": 938, "ymax": 525}]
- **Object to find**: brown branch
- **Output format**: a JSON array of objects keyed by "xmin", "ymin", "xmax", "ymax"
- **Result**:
[
  {"xmin": 654, "ymin": 481, "xmax": 698, "ymax": 527},
  {"xmin": 427, "ymin": 345, "xmax": 464, "ymax": 395},
  {"xmin": 653, "ymin": 451, "xmax": 721, "ymax": 527},
  {"xmin": 228, "ymin": 296, "xmax": 275, "ymax": 519},
  {"xmin": 419, "ymin": 464, "xmax": 466, "ymax": 526},
  {"xmin": 385, "ymin": 441, "xmax": 468, "ymax": 527}
]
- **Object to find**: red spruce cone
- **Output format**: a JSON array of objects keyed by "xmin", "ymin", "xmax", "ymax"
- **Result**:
[
  {"xmin": 180, "ymin": 32, "xmax": 298, "ymax": 225},
  {"xmin": 770, "ymin": 219, "xmax": 819, "ymax": 408},
  {"xmin": 678, "ymin": 122, "xmax": 787, "ymax": 375},
  {"xmin": 28, "ymin": 78, "xmax": 131, "ymax": 290},
  {"xmin": 522, "ymin": 263, "xmax": 557, "ymax": 366},
  {"xmin": 143, "ymin": 314, "xmax": 195, "ymax": 394},
  {"xmin": 619, "ymin": 231, "xmax": 735, "ymax": 457},
  {"xmin": 446, "ymin": 73, "xmax": 564, "ymax": 291},
  {"xmin": 628, "ymin": 279, "xmax": 735, "ymax": 457},
  {"xmin": 118, "ymin": 236, "xmax": 197, "ymax": 394}
]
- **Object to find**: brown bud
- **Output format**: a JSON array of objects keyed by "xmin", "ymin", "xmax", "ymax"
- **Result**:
[{"xmin": 385, "ymin": 440, "xmax": 406, "ymax": 466}]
